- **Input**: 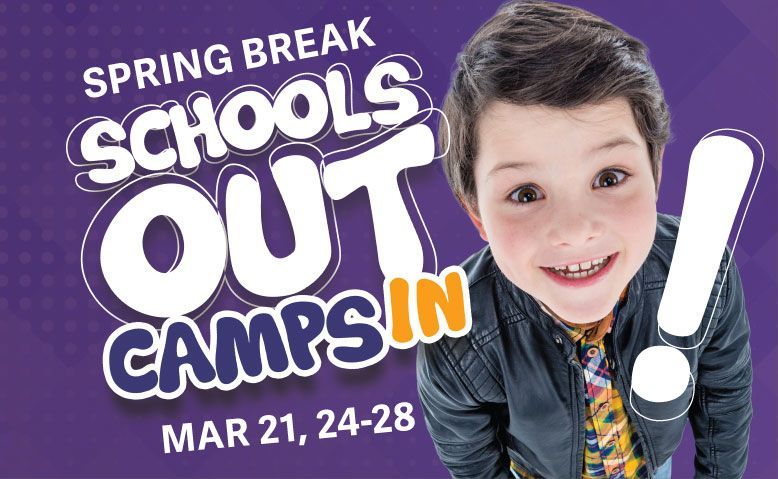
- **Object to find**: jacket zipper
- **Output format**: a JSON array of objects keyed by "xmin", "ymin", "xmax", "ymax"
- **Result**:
[
  {"xmin": 570, "ymin": 357, "xmax": 586, "ymax": 479},
  {"xmin": 608, "ymin": 316, "xmax": 657, "ymax": 479},
  {"xmin": 555, "ymin": 331, "xmax": 586, "ymax": 479}
]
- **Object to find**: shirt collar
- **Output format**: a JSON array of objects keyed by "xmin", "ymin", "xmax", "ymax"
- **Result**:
[{"xmin": 539, "ymin": 286, "xmax": 629, "ymax": 343}]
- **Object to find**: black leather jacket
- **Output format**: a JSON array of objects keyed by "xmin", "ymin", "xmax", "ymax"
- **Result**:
[{"xmin": 417, "ymin": 214, "xmax": 752, "ymax": 478}]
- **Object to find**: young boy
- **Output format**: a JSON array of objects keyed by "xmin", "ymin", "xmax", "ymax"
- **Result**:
[{"xmin": 416, "ymin": 2, "xmax": 752, "ymax": 478}]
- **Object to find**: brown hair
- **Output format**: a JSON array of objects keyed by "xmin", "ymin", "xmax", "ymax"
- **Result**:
[{"xmin": 441, "ymin": 0, "xmax": 671, "ymax": 210}]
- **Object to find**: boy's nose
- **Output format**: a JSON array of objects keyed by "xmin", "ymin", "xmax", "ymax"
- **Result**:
[{"xmin": 546, "ymin": 207, "xmax": 603, "ymax": 248}]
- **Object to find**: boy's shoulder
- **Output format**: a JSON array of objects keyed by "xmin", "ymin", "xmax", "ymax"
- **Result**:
[
  {"xmin": 644, "ymin": 212, "xmax": 682, "ymax": 281},
  {"xmin": 655, "ymin": 211, "xmax": 681, "ymax": 241},
  {"xmin": 460, "ymin": 243, "xmax": 500, "ymax": 288},
  {"xmin": 645, "ymin": 212, "xmax": 731, "ymax": 287},
  {"xmin": 415, "ymin": 245, "xmax": 507, "ymax": 371},
  {"xmin": 416, "ymin": 244, "xmax": 509, "ymax": 404},
  {"xmin": 458, "ymin": 244, "xmax": 512, "ymax": 339}
]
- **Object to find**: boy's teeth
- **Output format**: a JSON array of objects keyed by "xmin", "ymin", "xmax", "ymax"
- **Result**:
[{"xmin": 548, "ymin": 255, "xmax": 611, "ymax": 279}]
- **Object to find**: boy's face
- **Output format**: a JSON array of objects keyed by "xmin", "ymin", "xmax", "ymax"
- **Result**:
[{"xmin": 467, "ymin": 98, "xmax": 659, "ymax": 324}]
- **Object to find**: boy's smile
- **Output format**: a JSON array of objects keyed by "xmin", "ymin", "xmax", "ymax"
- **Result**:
[
  {"xmin": 466, "ymin": 98, "xmax": 660, "ymax": 324},
  {"xmin": 540, "ymin": 252, "xmax": 619, "ymax": 288}
]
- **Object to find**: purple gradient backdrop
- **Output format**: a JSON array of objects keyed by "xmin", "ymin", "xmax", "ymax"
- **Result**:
[{"xmin": 0, "ymin": 1, "xmax": 775, "ymax": 478}]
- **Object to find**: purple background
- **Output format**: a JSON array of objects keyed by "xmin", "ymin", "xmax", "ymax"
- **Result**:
[{"xmin": 1, "ymin": 1, "xmax": 776, "ymax": 477}]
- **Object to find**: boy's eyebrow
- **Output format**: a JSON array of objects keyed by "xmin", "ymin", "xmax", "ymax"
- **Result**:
[
  {"xmin": 588, "ymin": 135, "xmax": 640, "ymax": 154},
  {"xmin": 486, "ymin": 161, "xmax": 533, "ymax": 179},
  {"xmin": 486, "ymin": 136, "xmax": 640, "ymax": 179}
]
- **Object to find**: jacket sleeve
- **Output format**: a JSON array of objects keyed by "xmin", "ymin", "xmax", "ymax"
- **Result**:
[
  {"xmin": 416, "ymin": 340, "xmax": 511, "ymax": 479},
  {"xmin": 690, "ymin": 249, "xmax": 753, "ymax": 479}
]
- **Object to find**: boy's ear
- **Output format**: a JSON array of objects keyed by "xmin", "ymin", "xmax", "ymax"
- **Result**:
[{"xmin": 462, "ymin": 198, "xmax": 489, "ymax": 242}]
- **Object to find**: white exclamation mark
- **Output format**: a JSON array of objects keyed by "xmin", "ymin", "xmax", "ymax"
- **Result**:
[{"xmin": 631, "ymin": 131, "xmax": 760, "ymax": 421}]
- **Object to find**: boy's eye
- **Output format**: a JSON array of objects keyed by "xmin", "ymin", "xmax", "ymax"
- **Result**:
[
  {"xmin": 593, "ymin": 169, "xmax": 628, "ymax": 188},
  {"xmin": 509, "ymin": 185, "xmax": 545, "ymax": 204}
]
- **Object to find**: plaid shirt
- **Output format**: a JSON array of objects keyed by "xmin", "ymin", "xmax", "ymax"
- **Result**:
[{"xmin": 511, "ymin": 290, "xmax": 647, "ymax": 479}]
